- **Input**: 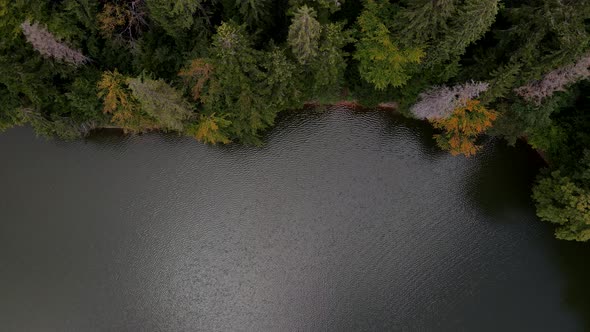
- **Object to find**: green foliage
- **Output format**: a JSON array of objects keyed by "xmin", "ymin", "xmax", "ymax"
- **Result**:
[
  {"xmin": 186, "ymin": 113, "xmax": 232, "ymax": 144},
  {"xmin": 353, "ymin": 0, "xmax": 424, "ymax": 90},
  {"xmin": 193, "ymin": 22, "xmax": 302, "ymax": 144},
  {"xmin": 423, "ymin": 0, "xmax": 499, "ymax": 68},
  {"xmin": 288, "ymin": 6, "xmax": 321, "ymax": 64},
  {"xmin": 490, "ymin": 89, "xmax": 574, "ymax": 146},
  {"xmin": 0, "ymin": 85, "xmax": 23, "ymax": 132},
  {"xmin": 234, "ymin": 0, "xmax": 271, "ymax": 27},
  {"xmin": 97, "ymin": 69, "xmax": 152, "ymax": 132},
  {"xmin": 306, "ymin": 22, "xmax": 353, "ymax": 100},
  {"xmin": 289, "ymin": 0, "xmax": 343, "ymax": 13},
  {"xmin": 527, "ymin": 124, "xmax": 567, "ymax": 158},
  {"xmin": 126, "ymin": 76, "xmax": 193, "ymax": 131},
  {"xmin": 533, "ymin": 169, "xmax": 590, "ymax": 242},
  {"xmin": 146, "ymin": 0, "xmax": 205, "ymax": 38}
]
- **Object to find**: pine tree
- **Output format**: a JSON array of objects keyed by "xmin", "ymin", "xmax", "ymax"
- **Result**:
[
  {"xmin": 288, "ymin": 6, "xmax": 321, "ymax": 65},
  {"xmin": 178, "ymin": 59, "xmax": 214, "ymax": 101},
  {"xmin": 146, "ymin": 0, "xmax": 209, "ymax": 38},
  {"xmin": 424, "ymin": 0, "xmax": 499, "ymax": 68},
  {"xmin": 126, "ymin": 76, "xmax": 193, "ymax": 131},
  {"xmin": 97, "ymin": 69, "xmax": 155, "ymax": 132},
  {"xmin": 185, "ymin": 22, "xmax": 302, "ymax": 143},
  {"xmin": 353, "ymin": 0, "xmax": 424, "ymax": 90},
  {"xmin": 186, "ymin": 113, "xmax": 232, "ymax": 144},
  {"xmin": 234, "ymin": 0, "xmax": 270, "ymax": 27}
]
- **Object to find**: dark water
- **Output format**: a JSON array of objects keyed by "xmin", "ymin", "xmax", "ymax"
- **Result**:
[{"xmin": 1, "ymin": 108, "xmax": 589, "ymax": 331}]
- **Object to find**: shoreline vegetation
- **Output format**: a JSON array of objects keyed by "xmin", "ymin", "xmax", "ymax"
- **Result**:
[{"xmin": 2, "ymin": 0, "xmax": 590, "ymax": 241}]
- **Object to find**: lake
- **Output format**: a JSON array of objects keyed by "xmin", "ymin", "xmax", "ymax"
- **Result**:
[{"xmin": 1, "ymin": 107, "xmax": 589, "ymax": 331}]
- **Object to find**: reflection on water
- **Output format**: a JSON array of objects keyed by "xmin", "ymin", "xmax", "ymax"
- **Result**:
[{"xmin": 0, "ymin": 108, "xmax": 588, "ymax": 331}]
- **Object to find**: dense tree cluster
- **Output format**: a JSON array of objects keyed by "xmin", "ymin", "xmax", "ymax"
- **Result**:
[{"xmin": 2, "ymin": 0, "xmax": 590, "ymax": 240}]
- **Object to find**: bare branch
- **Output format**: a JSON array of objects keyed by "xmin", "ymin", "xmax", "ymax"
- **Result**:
[{"xmin": 21, "ymin": 20, "xmax": 89, "ymax": 66}]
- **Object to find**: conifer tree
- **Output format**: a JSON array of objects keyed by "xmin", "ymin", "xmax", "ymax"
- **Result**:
[
  {"xmin": 424, "ymin": 0, "xmax": 499, "ymax": 68},
  {"xmin": 146, "ymin": 0, "xmax": 209, "ymax": 38},
  {"xmin": 186, "ymin": 22, "xmax": 302, "ymax": 144},
  {"xmin": 234, "ymin": 0, "xmax": 270, "ymax": 27},
  {"xmin": 186, "ymin": 113, "xmax": 232, "ymax": 144},
  {"xmin": 288, "ymin": 6, "xmax": 321, "ymax": 65},
  {"xmin": 353, "ymin": 0, "xmax": 424, "ymax": 90},
  {"xmin": 126, "ymin": 76, "xmax": 193, "ymax": 131},
  {"xmin": 97, "ymin": 69, "xmax": 155, "ymax": 132}
]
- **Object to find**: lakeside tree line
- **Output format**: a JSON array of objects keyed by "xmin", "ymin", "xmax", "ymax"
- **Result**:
[{"xmin": 1, "ymin": 0, "xmax": 590, "ymax": 241}]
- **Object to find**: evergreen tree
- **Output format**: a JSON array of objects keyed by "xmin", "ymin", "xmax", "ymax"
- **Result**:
[
  {"xmin": 353, "ymin": 0, "xmax": 424, "ymax": 90},
  {"xmin": 288, "ymin": 6, "xmax": 321, "ymax": 65},
  {"xmin": 146, "ymin": 0, "xmax": 209, "ymax": 38},
  {"xmin": 127, "ymin": 76, "xmax": 193, "ymax": 131},
  {"xmin": 185, "ymin": 22, "xmax": 301, "ymax": 144},
  {"xmin": 97, "ymin": 69, "xmax": 154, "ymax": 132}
]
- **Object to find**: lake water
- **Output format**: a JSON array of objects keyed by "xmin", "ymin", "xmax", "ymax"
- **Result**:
[{"xmin": 1, "ymin": 107, "xmax": 589, "ymax": 331}]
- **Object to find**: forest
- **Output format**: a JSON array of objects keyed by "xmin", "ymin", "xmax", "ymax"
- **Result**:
[{"xmin": 1, "ymin": 0, "xmax": 590, "ymax": 241}]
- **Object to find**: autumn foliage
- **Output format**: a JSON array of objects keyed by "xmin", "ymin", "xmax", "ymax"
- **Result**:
[
  {"xmin": 178, "ymin": 59, "xmax": 214, "ymax": 102},
  {"xmin": 431, "ymin": 100, "xmax": 498, "ymax": 157},
  {"xmin": 97, "ymin": 70, "xmax": 156, "ymax": 132},
  {"xmin": 186, "ymin": 113, "xmax": 231, "ymax": 145},
  {"xmin": 97, "ymin": 0, "xmax": 147, "ymax": 41}
]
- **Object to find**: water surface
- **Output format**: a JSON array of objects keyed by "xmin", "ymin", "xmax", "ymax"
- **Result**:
[{"xmin": 1, "ymin": 108, "xmax": 589, "ymax": 331}]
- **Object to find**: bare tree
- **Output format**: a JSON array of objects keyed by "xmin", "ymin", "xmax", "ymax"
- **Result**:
[
  {"xmin": 21, "ymin": 20, "xmax": 89, "ymax": 66},
  {"xmin": 410, "ymin": 81, "xmax": 489, "ymax": 120},
  {"xmin": 515, "ymin": 54, "xmax": 590, "ymax": 104}
]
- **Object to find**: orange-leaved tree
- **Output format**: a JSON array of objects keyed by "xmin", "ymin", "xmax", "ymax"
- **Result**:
[
  {"xmin": 431, "ymin": 99, "xmax": 497, "ymax": 157},
  {"xmin": 178, "ymin": 59, "xmax": 213, "ymax": 102},
  {"xmin": 97, "ymin": 69, "xmax": 156, "ymax": 132}
]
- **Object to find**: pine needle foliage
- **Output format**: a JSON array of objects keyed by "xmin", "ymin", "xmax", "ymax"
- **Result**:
[
  {"xmin": 97, "ymin": 69, "xmax": 155, "ymax": 132},
  {"xmin": 126, "ymin": 76, "xmax": 193, "ymax": 131},
  {"xmin": 288, "ymin": 5, "xmax": 321, "ymax": 65},
  {"xmin": 354, "ymin": 0, "xmax": 424, "ymax": 90}
]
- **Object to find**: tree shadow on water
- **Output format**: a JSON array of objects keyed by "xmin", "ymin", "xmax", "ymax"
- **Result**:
[
  {"xmin": 465, "ymin": 138, "xmax": 590, "ymax": 329},
  {"xmin": 376, "ymin": 111, "xmax": 449, "ymax": 161},
  {"xmin": 552, "ymin": 239, "xmax": 590, "ymax": 330},
  {"xmin": 463, "ymin": 138, "xmax": 546, "ymax": 218}
]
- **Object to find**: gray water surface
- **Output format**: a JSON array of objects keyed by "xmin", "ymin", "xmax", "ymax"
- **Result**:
[{"xmin": 1, "ymin": 108, "xmax": 589, "ymax": 331}]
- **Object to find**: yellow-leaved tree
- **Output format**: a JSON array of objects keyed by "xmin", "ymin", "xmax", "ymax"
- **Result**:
[
  {"xmin": 97, "ymin": 70, "xmax": 156, "ymax": 132},
  {"xmin": 186, "ymin": 113, "xmax": 231, "ymax": 145}
]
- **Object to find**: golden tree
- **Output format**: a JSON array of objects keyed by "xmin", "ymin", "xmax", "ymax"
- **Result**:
[
  {"xmin": 431, "ymin": 100, "xmax": 497, "ymax": 157},
  {"xmin": 178, "ymin": 59, "xmax": 213, "ymax": 101},
  {"xmin": 97, "ymin": 70, "xmax": 156, "ymax": 132}
]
